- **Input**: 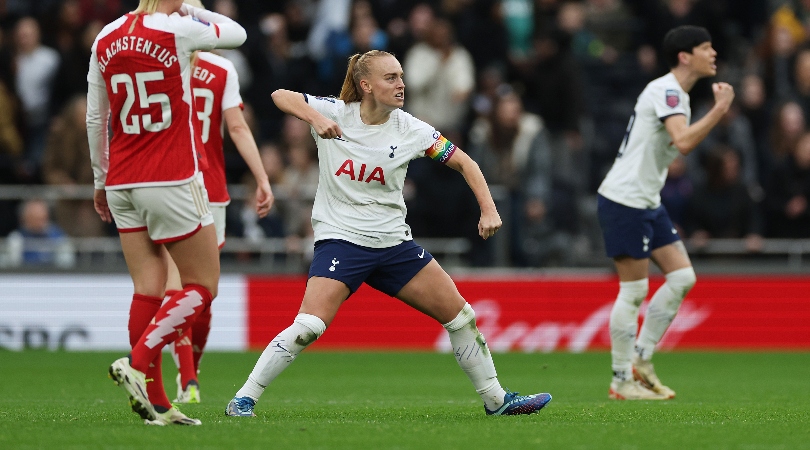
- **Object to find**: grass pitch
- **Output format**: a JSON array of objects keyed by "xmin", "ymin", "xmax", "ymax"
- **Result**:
[{"xmin": 0, "ymin": 350, "xmax": 808, "ymax": 449}]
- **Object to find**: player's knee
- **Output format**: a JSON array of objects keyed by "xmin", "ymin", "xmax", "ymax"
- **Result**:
[
  {"xmin": 618, "ymin": 278, "xmax": 648, "ymax": 307},
  {"xmin": 442, "ymin": 302, "xmax": 476, "ymax": 332},
  {"xmin": 293, "ymin": 313, "xmax": 327, "ymax": 346},
  {"xmin": 666, "ymin": 267, "xmax": 696, "ymax": 295}
]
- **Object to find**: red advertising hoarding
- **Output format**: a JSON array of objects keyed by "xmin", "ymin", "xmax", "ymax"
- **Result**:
[{"xmin": 247, "ymin": 276, "xmax": 810, "ymax": 351}]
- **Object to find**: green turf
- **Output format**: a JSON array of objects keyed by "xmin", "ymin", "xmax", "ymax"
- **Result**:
[{"xmin": 0, "ymin": 350, "xmax": 808, "ymax": 449}]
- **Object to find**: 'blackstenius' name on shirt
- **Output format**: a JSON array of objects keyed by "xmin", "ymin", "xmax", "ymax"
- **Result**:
[{"xmin": 97, "ymin": 36, "xmax": 178, "ymax": 73}]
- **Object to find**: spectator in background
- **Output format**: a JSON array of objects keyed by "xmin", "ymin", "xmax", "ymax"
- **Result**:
[
  {"xmin": 41, "ymin": 95, "xmax": 105, "ymax": 238},
  {"xmin": 212, "ymin": 0, "xmax": 253, "ymax": 91},
  {"xmin": 403, "ymin": 16, "xmax": 474, "ymax": 138},
  {"xmin": 4, "ymin": 198, "xmax": 74, "ymax": 268},
  {"xmin": 764, "ymin": 130, "xmax": 810, "ymax": 238},
  {"xmin": 689, "ymin": 102, "xmax": 760, "ymax": 193},
  {"xmin": 686, "ymin": 145, "xmax": 763, "ymax": 252},
  {"xmin": 232, "ymin": 142, "xmax": 287, "ymax": 247},
  {"xmin": 738, "ymin": 73, "xmax": 771, "ymax": 186},
  {"xmin": 281, "ymin": 143, "xmax": 317, "ymax": 248},
  {"xmin": 52, "ymin": 11, "xmax": 103, "ymax": 117},
  {"xmin": 467, "ymin": 90, "xmax": 569, "ymax": 266},
  {"xmin": 13, "ymin": 17, "xmax": 60, "ymax": 178},
  {"xmin": 247, "ymin": 13, "xmax": 315, "ymax": 141},
  {"xmin": 320, "ymin": 0, "xmax": 387, "ymax": 95},
  {"xmin": 383, "ymin": 1, "xmax": 431, "ymax": 59},
  {"xmin": 758, "ymin": 7, "xmax": 804, "ymax": 101},
  {"xmin": 78, "ymin": 0, "xmax": 124, "ymax": 24},
  {"xmin": 767, "ymin": 100, "xmax": 806, "ymax": 179}
]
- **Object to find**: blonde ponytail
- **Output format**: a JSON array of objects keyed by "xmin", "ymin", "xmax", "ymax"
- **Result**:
[
  {"xmin": 133, "ymin": 0, "xmax": 160, "ymax": 14},
  {"xmin": 338, "ymin": 50, "xmax": 394, "ymax": 103}
]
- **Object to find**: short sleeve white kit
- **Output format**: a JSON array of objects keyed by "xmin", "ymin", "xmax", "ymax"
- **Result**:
[
  {"xmin": 598, "ymin": 73, "xmax": 691, "ymax": 209},
  {"xmin": 304, "ymin": 95, "xmax": 439, "ymax": 248}
]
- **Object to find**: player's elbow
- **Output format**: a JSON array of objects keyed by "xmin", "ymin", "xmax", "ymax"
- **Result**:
[
  {"xmin": 227, "ymin": 121, "xmax": 251, "ymax": 138},
  {"xmin": 671, "ymin": 138, "xmax": 696, "ymax": 155}
]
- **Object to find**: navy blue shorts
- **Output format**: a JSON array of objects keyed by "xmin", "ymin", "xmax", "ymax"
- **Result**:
[
  {"xmin": 597, "ymin": 194, "xmax": 680, "ymax": 259},
  {"xmin": 308, "ymin": 239, "xmax": 434, "ymax": 296}
]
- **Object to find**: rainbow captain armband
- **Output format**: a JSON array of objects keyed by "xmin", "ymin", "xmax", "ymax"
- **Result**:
[{"xmin": 426, "ymin": 133, "xmax": 456, "ymax": 164}]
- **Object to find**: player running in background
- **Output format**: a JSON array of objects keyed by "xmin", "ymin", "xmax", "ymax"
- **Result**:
[
  {"xmin": 166, "ymin": 0, "xmax": 273, "ymax": 405},
  {"xmin": 597, "ymin": 26, "xmax": 734, "ymax": 400},
  {"xmin": 87, "ymin": 0, "xmax": 247, "ymax": 425},
  {"xmin": 225, "ymin": 50, "xmax": 552, "ymax": 418}
]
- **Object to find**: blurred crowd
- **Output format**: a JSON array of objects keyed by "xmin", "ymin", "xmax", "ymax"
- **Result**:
[{"xmin": 3, "ymin": 0, "xmax": 810, "ymax": 268}]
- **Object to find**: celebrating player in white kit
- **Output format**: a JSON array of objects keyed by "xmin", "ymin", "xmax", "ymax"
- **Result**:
[
  {"xmin": 87, "ymin": 0, "xmax": 247, "ymax": 424},
  {"xmin": 225, "ymin": 50, "xmax": 552, "ymax": 417},
  {"xmin": 597, "ymin": 26, "xmax": 734, "ymax": 400}
]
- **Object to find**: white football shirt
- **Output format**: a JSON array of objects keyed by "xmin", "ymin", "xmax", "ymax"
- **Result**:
[
  {"xmin": 598, "ymin": 72, "xmax": 691, "ymax": 208},
  {"xmin": 304, "ymin": 95, "xmax": 454, "ymax": 248}
]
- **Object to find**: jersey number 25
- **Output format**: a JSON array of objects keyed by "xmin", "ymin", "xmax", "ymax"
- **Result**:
[{"xmin": 111, "ymin": 70, "xmax": 172, "ymax": 135}]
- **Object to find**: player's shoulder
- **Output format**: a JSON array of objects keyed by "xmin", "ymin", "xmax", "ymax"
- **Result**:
[
  {"xmin": 391, "ymin": 108, "xmax": 432, "ymax": 135},
  {"xmin": 92, "ymin": 15, "xmax": 130, "ymax": 49},
  {"xmin": 144, "ymin": 12, "xmax": 209, "ymax": 36},
  {"xmin": 643, "ymin": 73, "xmax": 684, "ymax": 96},
  {"xmin": 196, "ymin": 51, "xmax": 235, "ymax": 72}
]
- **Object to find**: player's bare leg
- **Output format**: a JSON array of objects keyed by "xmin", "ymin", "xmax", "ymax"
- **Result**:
[{"xmin": 396, "ymin": 260, "xmax": 551, "ymax": 415}]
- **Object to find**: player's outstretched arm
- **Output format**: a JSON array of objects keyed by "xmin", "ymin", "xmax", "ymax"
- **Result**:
[
  {"xmin": 224, "ymin": 107, "xmax": 273, "ymax": 218},
  {"xmin": 445, "ymin": 148, "xmax": 502, "ymax": 240},
  {"xmin": 179, "ymin": 3, "xmax": 246, "ymax": 49},
  {"xmin": 665, "ymin": 82, "xmax": 735, "ymax": 155},
  {"xmin": 270, "ymin": 89, "xmax": 343, "ymax": 139}
]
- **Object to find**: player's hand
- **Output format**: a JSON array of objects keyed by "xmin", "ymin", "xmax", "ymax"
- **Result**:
[
  {"xmin": 255, "ymin": 179, "xmax": 274, "ymax": 219},
  {"xmin": 93, "ymin": 189, "xmax": 112, "ymax": 223},
  {"xmin": 712, "ymin": 82, "xmax": 734, "ymax": 109},
  {"xmin": 311, "ymin": 116, "xmax": 343, "ymax": 140},
  {"xmin": 478, "ymin": 209, "xmax": 502, "ymax": 240}
]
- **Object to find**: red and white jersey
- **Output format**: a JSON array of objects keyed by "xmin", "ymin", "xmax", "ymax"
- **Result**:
[
  {"xmin": 87, "ymin": 12, "xmax": 223, "ymax": 190},
  {"xmin": 191, "ymin": 52, "xmax": 242, "ymax": 205}
]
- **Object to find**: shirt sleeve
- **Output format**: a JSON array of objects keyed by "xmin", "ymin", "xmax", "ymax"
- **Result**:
[
  {"xmin": 303, "ymin": 94, "xmax": 342, "ymax": 120},
  {"xmin": 86, "ymin": 48, "xmax": 110, "ymax": 190},
  {"xmin": 408, "ymin": 114, "xmax": 455, "ymax": 163},
  {"xmin": 174, "ymin": 14, "xmax": 246, "ymax": 55},
  {"xmin": 221, "ymin": 59, "xmax": 243, "ymax": 111},
  {"xmin": 650, "ymin": 82, "xmax": 688, "ymax": 121}
]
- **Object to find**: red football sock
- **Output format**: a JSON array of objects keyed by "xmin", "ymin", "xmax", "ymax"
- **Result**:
[
  {"xmin": 164, "ymin": 289, "xmax": 197, "ymax": 387},
  {"xmin": 173, "ymin": 331, "xmax": 197, "ymax": 389},
  {"xmin": 130, "ymin": 284, "xmax": 213, "ymax": 373},
  {"xmin": 191, "ymin": 305, "xmax": 212, "ymax": 372},
  {"xmin": 128, "ymin": 294, "xmax": 162, "ymax": 348},
  {"xmin": 127, "ymin": 294, "xmax": 171, "ymax": 410}
]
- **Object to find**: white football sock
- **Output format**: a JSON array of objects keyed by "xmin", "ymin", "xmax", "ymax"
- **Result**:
[
  {"xmin": 636, "ymin": 267, "xmax": 696, "ymax": 361},
  {"xmin": 443, "ymin": 303, "xmax": 506, "ymax": 411},
  {"xmin": 610, "ymin": 278, "xmax": 648, "ymax": 381},
  {"xmin": 235, "ymin": 313, "xmax": 326, "ymax": 401}
]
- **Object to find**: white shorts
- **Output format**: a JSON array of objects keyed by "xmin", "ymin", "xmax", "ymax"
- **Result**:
[
  {"xmin": 211, "ymin": 204, "xmax": 226, "ymax": 248},
  {"xmin": 107, "ymin": 172, "xmax": 214, "ymax": 244}
]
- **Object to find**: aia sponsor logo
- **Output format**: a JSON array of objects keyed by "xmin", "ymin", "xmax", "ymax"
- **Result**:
[
  {"xmin": 335, "ymin": 159, "xmax": 386, "ymax": 185},
  {"xmin": 435, "ymin": 299, "xmax": 711, "ymax": 352}
]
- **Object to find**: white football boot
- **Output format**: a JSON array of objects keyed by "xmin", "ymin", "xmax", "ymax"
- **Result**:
[
  {"xmin": 609, "ymin": 379, "xmax": 668, "ymax": 400},
  {"xmin": 108, "ymin": 357, "xmax": 157, "ymax": 421},
  {"xmin": 174, "ymin": 374, "xmax": 201, "ymax": 404},
  {"xmin": 633, "ymin": 355, "xmax": 676, "ymax": 399},
  {"xmin": 145, "ymin": 406, "xmax": 202, "ymax": 426}
]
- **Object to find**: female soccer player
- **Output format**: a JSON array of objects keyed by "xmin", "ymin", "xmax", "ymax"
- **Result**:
[
  {"xmin": 225, "ymin": 50, "xmax": 552, "ymax": 417},
  {"xmin": 86, "ymin": 0, "xmax": 247, "ymax": 425},
  {"xmin": 168, "ymin": 22, "xmax": 274, "ymax": 404},
  {"xmin": 597, "ymin": 26, "xmax": 734, "ymax": 400}
]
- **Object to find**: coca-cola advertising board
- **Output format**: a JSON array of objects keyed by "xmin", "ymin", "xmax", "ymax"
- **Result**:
[{"xmin": 247, "ymin": 275, "xmax": 810, "ymax": 351}]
